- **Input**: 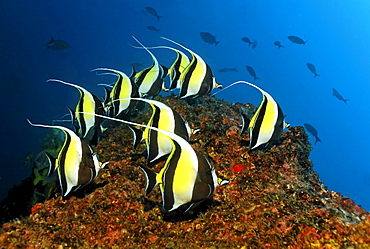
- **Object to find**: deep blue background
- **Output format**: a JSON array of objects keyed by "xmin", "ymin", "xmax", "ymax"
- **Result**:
[{"xmin": 1, "ymin": 1, "xmax": 370, "ymax": 211}]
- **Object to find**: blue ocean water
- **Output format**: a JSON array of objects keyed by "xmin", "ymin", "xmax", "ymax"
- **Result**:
[{"xmin": 1, "ymin": 0, "xmax": 369, "ymax": 211}]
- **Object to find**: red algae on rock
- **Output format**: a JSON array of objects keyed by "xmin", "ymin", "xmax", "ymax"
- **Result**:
[{"xmin": 1, "ymin": 95, "xmax": 370, "ymax": 248}]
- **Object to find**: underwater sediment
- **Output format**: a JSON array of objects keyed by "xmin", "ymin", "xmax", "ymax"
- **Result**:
[{"xmin": 1, "ymin": 95, "xmax": 369, "ymax": 248}]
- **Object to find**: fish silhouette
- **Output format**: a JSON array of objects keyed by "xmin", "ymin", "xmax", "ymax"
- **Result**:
[
  {"xmin": 332, "ymin": 88, "xmax": 349, "ymax": 104},
  {"xmin": 200, "ymin": 32, "xmax": 219, "ymax": 46},
  {"xmin": 251, "ymin": 39, "xmax": 258, "ymax": 49},
  {"xmin": 245, "ymin": 65, "xmax": 259, "ymax": 81},
  {"xmin": 242, "ymin": 37, "xmax": 252, "ymax": 46},
  {"xmin": 147, "ymin": 26, "xmax": 160, "ymax": 32},
  {"xmin": 306, "ymin": 63, "xmax": 320, "ymax": 78},
  {"xmin": 273, "ymin": 41, "xmax": 284, "ymax": 50},
  {"xmin": 287, "ymin": 35, "xmax": 307, "ymax": 45},
  {"xmin": 45, "ymin": 36, "xmax": 70, "ymax": 50},
  {"xmin": 145, "ymin": 7, "xmax": 162, "ymax": 21},
  {"xmin": 303, "ymin": 123, "xmax": 322, "ymax": 144}
]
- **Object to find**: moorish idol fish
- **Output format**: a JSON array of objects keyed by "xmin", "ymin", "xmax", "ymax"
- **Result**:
[
  {"xmin": 47, "ymin": 79, "xmax": 106, "ymax": 143},
  {"xmin": 167, "ymin": 49, "xmax": 190, "ymax": 91},
  {"xmin": 246, "ymin": 82, "xmax": 289, "ymax": 149},
  {"xmin": 92, "ymin": 68, "xmax": 141, "ymax": 117},
  {"xmin": 131, "ymin": 37, "xmax": 168, "ymax": 97},
  {"xmin": 215, "ymin": 81, "xmax": 289, "ymax": 150},
  {"xmin": 129, "ymin": 44, "xmax": 190, "ymax": 91},
  {"xmin": 161, "ymin": 37, "xmax": 222, "ymax": 99},
  {"xmin": 124, "ymin": 98, "xmax": 194, "ymax": 164},
  {"xmin": 27, "ymin": 120, "xmax": 108, "ymax": 196},
  {"xmin": 76, "ymin": 112, "xmax": 229, "ymax": 213},
  {"xmin": 306, "ymin": 63, "xmax": 320, "ymax": 78}
]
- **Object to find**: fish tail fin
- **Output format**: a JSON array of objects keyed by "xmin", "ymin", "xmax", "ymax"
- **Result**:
[
  {"xmin": 254, "ymin": 76, "xmax": 260, "ymax": 82},
  {"xmin": 344, "ymin": 99, "xmax": 349, "ymax": 104},
  {"xmin": 315, "ymin": 137, "xmax": 322, "ymax": 144},
  {"xmin": 157, "ymin": 15, "xmax": 163, "ymax": 21},
  {"xmin": 140, "ymin": 166, "xmax": 158, "ymax": 195},
  {"xmin": 215, "ymin": 41, "xmax": 220, "ymax": 46},
  {"xmin": 46, "ymin": 36, "xmax": 55, "ymax": 44},
  {"xmin": 314, "ymin": 73, "xmax": 320, "ymax": 78}
]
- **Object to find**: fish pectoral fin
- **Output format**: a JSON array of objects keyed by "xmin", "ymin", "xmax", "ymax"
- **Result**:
[{"xmin": 140, "ymin": 166, "xmax": 158, "ymax": 195}]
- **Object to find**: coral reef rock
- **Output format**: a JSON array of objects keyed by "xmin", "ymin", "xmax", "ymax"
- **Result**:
[{"xmin": 1, "ymin": 95, "xmax": 369, "ymax": 248}]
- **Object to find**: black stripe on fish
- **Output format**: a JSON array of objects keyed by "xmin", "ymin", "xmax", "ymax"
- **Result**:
[
  {"xmin": 57, "ymin": 130, "xmax": 71, "ymax": 196},
  {"xmin": 161, "ymin": 140, "xmax": 181, "ymax": 212},
  {"xmin": 249, "ymin": 96, "xmax": 268, "ymax": 149},
  {"xmin": 180, "ymin": 57, "xmax": 198, "ymax": 98}
]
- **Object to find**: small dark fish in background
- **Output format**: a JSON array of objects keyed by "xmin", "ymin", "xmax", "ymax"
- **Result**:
[
  {"xmin": 147, "ymin": 26, "xmax": 160, "ymax": 32},
  {"xmin": 145, "ymin": 6, "xmax": 162, "ymax": 21},
  {"xmin": 242, "ymin": 37, "xmax": 252, "ymax": 46},
  {"xmin": 287, "ymin": 35, "xmax": 307, "ymax": 45},
  {"xmin": 200, "ymin": 32, "xmax": 219, "ymax": 46},
  {"xmin": 273, "ymin": 41, "xmax": 284, "ymax": 50},
  {"xmin": 251, "ymin": 39, "xmax": 258, "ymax": 49},
  {"xmin": 245, "ymin": 65, "xmax": 259, "ymax": 81},
  {"xmin": 218, "ymin": 66, "xmax": 238, "ymax": 72},
  {"xmin": 332, "ymin": 88, "xmax": 349, "ymax": 104},
  {"xmin": 306, "ymin": 63, "xmax": 320, "ymax": 78},
  {"xmin": 45, "ymin": 36, "xmax": 70, "ymax": 50},
  {"xmin": 303, "ymin": 123, "xmax": 322, "ymax": 145}
]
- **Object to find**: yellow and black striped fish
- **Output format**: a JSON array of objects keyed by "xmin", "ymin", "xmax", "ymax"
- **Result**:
[
  {"xmin": 48, "ymin": 79, "xmax": 105, "ymax": 143},
  {"xmin": 92, "ymin": 68, "xmax": 141, "ymax": 117},
  {"xmin": 27, "ymin": 120, "xmax": 108, "ymax": 196},
  {"xmin": 129, "ymin": 45, "xmax": 190, "ymax": 91},
  {"xmin": 161, "ymin": 37, "xmax": 222, "ymax": 99},
  {"xmin": 77, "ymin": 112, "xmax": 229, "ymax": 213},
  {"xmin": 247, "ymin": 83, "xmax": 289, "ymax": 150},
  {"xmin": 131, "ymin": 37, "xmax": 168, "ymax": 97},
  {"xmin": 214, "ymin": 81, "xmax": 289, "ymax": 150},
  {"xmin": 167, "ymin": 48, "xmax": 190, "ymax": 91},
  {"xmin": 127, "ymin": 98, "xmax": 194, "ymax": 164}
]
